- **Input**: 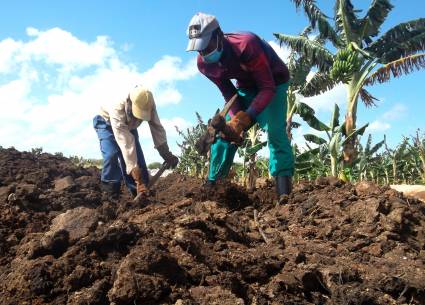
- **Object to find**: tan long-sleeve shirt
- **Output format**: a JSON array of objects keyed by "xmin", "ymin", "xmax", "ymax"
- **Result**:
[{"xmin": 99, "ymin": 96, "xmax": 167, "ymax": 174}]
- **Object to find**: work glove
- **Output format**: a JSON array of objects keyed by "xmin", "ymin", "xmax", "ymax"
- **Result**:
[
  {"xmin": 228, "ymin": 111, "xmax": 251, "ymax": 134},
  {"xmin": 221, "ymin": 111, "xmax": 252, "ymax": 144},
  {"xmin": 130, "ymin": 166, "xmax": 149, "ymax": 197},
  {"xmin": 157, "ymin": 143, "xmax": 179, "ymax": 169}
]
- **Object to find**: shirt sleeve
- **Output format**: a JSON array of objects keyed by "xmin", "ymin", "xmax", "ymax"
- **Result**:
[
  {"xmin": 241, "ymin": 38, "xmax": 276, "ymax": 118},
  {"xmin": 148, "ymin": 104, "xmax": 167, "ymax": 148},
  {"xmin": 109, "ymin": 104, "xmax": 138, "ymax": 174}
]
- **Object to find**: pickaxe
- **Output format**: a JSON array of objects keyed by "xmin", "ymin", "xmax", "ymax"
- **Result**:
[
  {"xmin": 133, "ymin": 162, "xmax": 168, "ymax": 202},
  {"xmin": 195, "ymin": 94, "xmax": 241, "ymax": 156}
]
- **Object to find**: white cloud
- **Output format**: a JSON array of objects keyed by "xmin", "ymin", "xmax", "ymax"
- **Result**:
[
  {"xmin": 368, "ymin": 120, "xmax": 391, "ymax": 132},
  {"xmin": 161, "ymin": 117, "xmax": 192, "ymax": 136},
  {"xmin": 0, "ymin": 27, "xmax": 198, "ymax": 163},
  {"xmin": 300, "ymin": 81, "xmax": 347, "ymax": 113},
  {"xmin": 0, "ymin": 38, "xmax": 22, "ymax": 73},
  {"xmin": 140, "ymin": 56, "xmax": 198, "ymax": 106},
  {"xmin": 0, "ymin": 79, "xmax": 33, "ymax": 119},
  {"xmin": 137, "ymin": 117, "xmax": 192, "ymax": 140},
  {"xmin": 141, "ymin": 56, "xmax": 197, "ymax": 84},
  {"xmin": 22, "ymin": 27, "xmax": 114, "ymax": 70},
  {"xmin": 268, "ymin": 40, "xmax": 291, "ymax": 62},
  {"xmin": 155, "ymin": 88, "xmax": 182, "ymax": 106},
  {"xmin": 364, "ymin": 103, "xmax": 407, "ymax": 135},
  {"xmin": 290, "ymin": 123, "xmax": 310, "ymax": 149},
  {"xmin": 383, "ymin": 103, "xmax": 407, "ymax": 120}
]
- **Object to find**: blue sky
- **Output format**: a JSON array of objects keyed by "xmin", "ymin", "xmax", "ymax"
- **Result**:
[{"xmin": 0, "ymin": 0, "xmax": 424, "ymax": 164}]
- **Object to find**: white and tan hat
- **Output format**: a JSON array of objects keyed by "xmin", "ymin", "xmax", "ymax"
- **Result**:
[
  {"xmin": 186, "ymin": 12, "xmax": 220, "ymax": 51},
  {"xmin": 129, "ymin": 85, "xmax": 154, "ymax": 121}
]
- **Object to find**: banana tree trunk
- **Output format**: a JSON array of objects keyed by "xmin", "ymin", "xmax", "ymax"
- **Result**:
[
  {"xmin": 392, "ymin": 159, "xmax": 397, "ymax": 183},
  {"xmin": 385, "ymin": 169, "xmax": 389, "ymax": 185},
  {"xmin": 343, "ymin": 81, "xmax": 359, "ymax": 166},
  {"xmin": 247, "ymin": 156, "xmax": 258, "ymax": 191},
  {"xmin": 331, "ymin": 156, "xmax": 338, "ymax": 177},
  {"xmin": 418, "ymin": 150, "xmax": 425, "ymax": 182},
  {"xmin": 242, "ymin": 158, "xmax": 247, "ymax": 187}
]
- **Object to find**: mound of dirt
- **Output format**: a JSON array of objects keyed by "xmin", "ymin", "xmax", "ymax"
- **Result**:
[{"xmin": 0, "ymin": 147, "xmax": 424, "ymax": 305}]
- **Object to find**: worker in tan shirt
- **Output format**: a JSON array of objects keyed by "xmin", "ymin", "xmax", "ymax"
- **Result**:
[{"xmin": 93, "ymin": 85, "xmax": 179, "ymax": 198}]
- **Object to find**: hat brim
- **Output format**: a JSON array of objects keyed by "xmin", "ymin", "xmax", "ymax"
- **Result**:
[{"xmin": 186, "ymin": 31, "xmax": 213, "ymax": 51}]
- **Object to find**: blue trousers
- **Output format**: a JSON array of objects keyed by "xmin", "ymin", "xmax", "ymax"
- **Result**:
[{"xmin": 93, "ymin": 115, "xmax": 149, "ymax": 195}]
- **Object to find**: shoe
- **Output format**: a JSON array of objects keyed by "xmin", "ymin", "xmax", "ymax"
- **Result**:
[
  {"xmin": 101, "ymin": 182, "xmax": 121, "ymax": 199},
  {"xmin": 276, "ymin": 176, "xmax": 292, "ymax": 196},
  {"xmin": 276, "ymin": 176, "xmax": 292, "ymax": 205},
  {"xmin": 129, "ymin": 188, "xmax": 137, "ymax": 198},
  {"xmin": 204, "ymin": 180, "xmax": 216, "ymax": 186},
  {"xmin": 202, "ymin": 179, "xmax": 216, "ymax": 190}
]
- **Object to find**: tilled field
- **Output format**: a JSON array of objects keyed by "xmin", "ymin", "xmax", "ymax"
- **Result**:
[{"xmin": 0, "ymin": 147, "xmax": 424, "ymax": 305}]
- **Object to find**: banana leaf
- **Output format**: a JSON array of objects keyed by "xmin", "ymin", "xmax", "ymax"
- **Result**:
[
  {"xmin": 329, "ymin": 133, "xmax": 342, "ymax": 158},
  {"xmin": 245, "ymin": 141, "xmax": 268, "ymax": 156},
  {"xmin": 304, "ymin": 134, "xmax": 327, "ymax": 145},
  {"xmin": 330, "ymin": 104, "xmax": 340, "ymax": 132},
  {"xmin": 342, "ymin": 123, "xmax": 369, "ymax": 145},
  {"xmin": 296, "ymin": 102, "xmax": 330, "ymax": 131},
  {"xmin": 296, "ymin": 147, "xmax": 321, "ymax": 162}
]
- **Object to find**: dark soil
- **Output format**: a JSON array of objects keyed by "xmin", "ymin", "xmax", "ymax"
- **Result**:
[{"xmin": 0, "ymin": 147, "xmax": 424, "ymax": 305}]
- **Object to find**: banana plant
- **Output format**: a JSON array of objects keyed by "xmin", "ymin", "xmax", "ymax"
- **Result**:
[
  {"xmin": 237, "ymin": 124, "xmax": 267, "ymax": 189},
  {"xmin": 295, "ymin": 131, "xmax": 425, "ymax": 184},
  {"xmin": 275, "ymin": 0, "xmax": 425, "ymax": 166},
  {"xmin": 372, "ymin": 152, "xmax": 392, "ymax": 184},
  {"xmin": 175, "ymin": 112, "xmax": 209, "ymax": 178},
  {"xmin": 355, "ymin": 134, "xmax": 385, "ymax": 180},
  {"xmin": 255, "ymin": 157, "xmax": 270, "ymax": 179},
  {"xmin": 294, "ymin": 144, "xmax": 330, "ymax": 181},
  {"xmin": 285, "ymin": 26, "xmax": 326, "ymax": 139},
  {"xmin": 384, "ymin": 136, "xmax": 411, "ymax": 183},
  {"xmin": 302, "ymin": 103, "xmax": 368, "ymax": 177},
  {"xmin": 412, "ymin": 129, "xmax": 425, "ymax": 183}
]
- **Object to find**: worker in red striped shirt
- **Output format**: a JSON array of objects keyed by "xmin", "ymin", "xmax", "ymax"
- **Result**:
[{"xmin": 186, "ymin": 12, "xmax": 294, "ymax": 199}]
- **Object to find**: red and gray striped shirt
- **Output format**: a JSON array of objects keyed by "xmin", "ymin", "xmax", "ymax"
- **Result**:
[{"xmin": 197, "ymin": 31, "xmax": 290, "ymax": 118}]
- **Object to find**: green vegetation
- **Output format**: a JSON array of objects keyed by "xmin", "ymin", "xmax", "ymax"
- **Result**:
[
  {"xmin": 300, "ymin": 103, "xmax": 368, "ymax": 177},
  {"xmin": 236, "ymin": 123, "xmax": 268, "ymax": 189},
  {"xmin": 175, "ymin": 112, "xmax": 209, "ymax": 178},
  {"xmin": 29, "ymin": 147, "xmax": 103, "ymax": 169},
  {"xmin": 69, "ymin": 156, "xmax": 102, "ymax": 169},
  {"xmin": 174, "ymin": 110, "xmax": 425, "ymax": 185},
  {"xmin": 148, "ymin": 162, "xmax": 162, "ymax": 170},
  {"xmin": 275, "ymin": 0, "xmax": 425, "ymax": 165}
]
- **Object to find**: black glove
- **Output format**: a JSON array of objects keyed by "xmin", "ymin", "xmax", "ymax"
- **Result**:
[{"xmin": 157, "ymin": 143, "xmax": 179, "ymax": 169}]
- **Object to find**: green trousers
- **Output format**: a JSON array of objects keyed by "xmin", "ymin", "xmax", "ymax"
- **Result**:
[{"xmin": 208, "ymin": 82, "xmax": 294, "ymax": 181}]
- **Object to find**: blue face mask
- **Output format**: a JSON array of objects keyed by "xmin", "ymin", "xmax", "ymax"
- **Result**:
[
  {"xmin": 202, "ymin": 49, "xmax": 223, "ymax": 63},
  {"xmin": 202, "ymin": 38, "xmax": 223, "ymax": 63}
]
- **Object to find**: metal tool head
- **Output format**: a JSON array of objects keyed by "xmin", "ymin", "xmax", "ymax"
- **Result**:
[
  {"xmin": 133, "ymin": 162, "xmax": 169, "ymax": 202},
  {"xmin": 194, "ymin": 94, "xmax": 239, "ymax": 156}
]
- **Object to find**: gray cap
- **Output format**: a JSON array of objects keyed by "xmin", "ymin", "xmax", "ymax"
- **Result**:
[{"xmin": 186, "ymin": 12, "xmax": 219, "ymax": 51}]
